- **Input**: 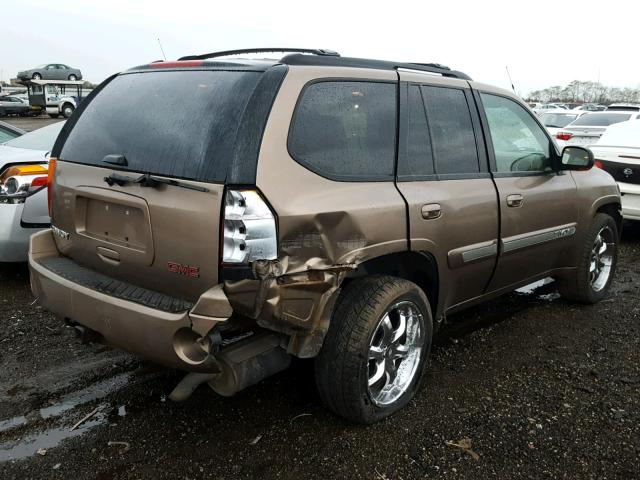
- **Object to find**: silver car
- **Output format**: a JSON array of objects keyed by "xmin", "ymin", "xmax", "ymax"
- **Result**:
[
  {"xmin": 17, "ymin": 64, "xmax": 83, "ymax": 81},
  {"xmin": 0, "ymin": 121, "xmax": 65, "ymax": 261},
  {"xmin": 555, "ymin": 111, "xmax": 640, "ymax": 147}
]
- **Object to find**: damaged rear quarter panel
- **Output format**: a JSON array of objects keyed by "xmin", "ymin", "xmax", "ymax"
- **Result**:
[{"xmin": 225, "ymin": 66, "xmax": 408, "ymax": 357}]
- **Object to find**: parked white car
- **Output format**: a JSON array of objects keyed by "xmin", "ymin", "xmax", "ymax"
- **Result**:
[
  {"xmin": 538, "ymin": 109, "xmax": 588, "ymax": 137},
  {"xmin": 606, "ymin": 103, "xmax": 640, "ymax": 112},
  {"xmin": 590, "ymin": 120, "xmax": 640, "ymax": 221},
  {"xmin": 554, "ymin": 111, "xmax": 640, "ymax": 148},
  {"xmin": 0, "ymin": 122, "xmax": 64, "ymax": 261}
]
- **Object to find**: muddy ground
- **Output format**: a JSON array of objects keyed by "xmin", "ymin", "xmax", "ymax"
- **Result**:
[{"xmin": 0, "ymin": 223, "xmax": 639, "ymax": 479}]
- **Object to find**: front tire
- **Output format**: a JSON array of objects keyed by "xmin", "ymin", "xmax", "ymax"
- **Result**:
[
  {"xmin": 315, "ymin": 276, "xmax": 432, "ymax": 423},
  {"xmin": 61, "ymin": 104, "xmax": 75, "ymax": 118},
  {"xmin": 558, "ymin": 213, "xmax": 618, "ymax": 303},
  {"xmin": 32, "ymin": 73, "xmax": 42, "ymax": 80}
]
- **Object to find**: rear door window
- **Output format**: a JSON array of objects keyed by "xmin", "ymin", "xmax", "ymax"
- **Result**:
[
  {"xmin": 288, "ymin": 81, "xmax": 397, "ymax": 181},
  {"xmin": 421, "ymin": 85, "xmax": 480, "ymax": 175},
  {"xmin": 399, "ymin": 84, "xmax": 435, "ymax": 178}
]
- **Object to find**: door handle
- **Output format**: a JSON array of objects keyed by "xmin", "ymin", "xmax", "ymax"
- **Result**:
[
  {"xmin": 506, "ymin": 194, "xmax": 524, "ymax": 208},
  {"xmin": 421, "ymin": 203, "xmax": 442, "ymax": 220}
]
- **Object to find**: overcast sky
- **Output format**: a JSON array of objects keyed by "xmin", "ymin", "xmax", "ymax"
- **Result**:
[{"xmin": 3, "ymin": 0, "xmax": 639, "ymax": 95}]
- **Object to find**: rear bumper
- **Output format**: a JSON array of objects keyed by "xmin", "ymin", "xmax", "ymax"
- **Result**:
[
  {"xmin": 29, "ymin": 229, "xmax": 231, "ymax": 372},
  {"xmin": 620, "ymin": 182, "xmax": 640, "ymax": 221},
  {"xmin": 0, "ymin": 202, "xmax": 48, "ymax": 262}
]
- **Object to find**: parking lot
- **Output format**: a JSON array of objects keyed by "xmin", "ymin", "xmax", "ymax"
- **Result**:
[
  {"xmin": 1, "ymin": 220, "xmax": 638, "ymax": 479},
  {"xmin": 3, "ymin": 116, "xmax": 63, "ymax": 133}
]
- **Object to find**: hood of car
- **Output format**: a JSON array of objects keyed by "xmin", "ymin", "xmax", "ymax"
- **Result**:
[{"xmin": 0, "ymin": 145, "xmax": 49, "ymax": 170}]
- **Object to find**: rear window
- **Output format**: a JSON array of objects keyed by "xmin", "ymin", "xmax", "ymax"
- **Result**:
[
  {"xmin": 570, "ymin": 113, "xmax": 631, "ymax": 126},
  {"xmin": 540, "ymin": 113, "xmax": 578, "ymax": 128},
  {"xmin": 58, "ymin": 70, "xmax": 264, "ymax": 183},
  {"xmin": 421, "ymin": 86, "xmax": 479, "ymax": 175},
  {"xmin": 288, "ymin": 81, "xmax": 396, "ymax": 181}
]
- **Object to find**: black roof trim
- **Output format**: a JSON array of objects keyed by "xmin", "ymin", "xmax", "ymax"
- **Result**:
[
  {"xmin": 280, "ymin": 54, "xmax": 471, "ymax": 80},
  {"xmin": 179, "ymin": 48, "xmax": 340, "ymax": 61}
]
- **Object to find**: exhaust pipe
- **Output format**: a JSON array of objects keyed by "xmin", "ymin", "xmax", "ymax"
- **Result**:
[
  {"xmin": 65, "ymin": 318, "xmax": 102, "ymax": 344},
  {"xmin": 169, "ymin": 332, "xmax": 291, "ymax": 401},
  {"xmin": 208, "ymin": 333, "xmax": 291, "ymax": 396}
]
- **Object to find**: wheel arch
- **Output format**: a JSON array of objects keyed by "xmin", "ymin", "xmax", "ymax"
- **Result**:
[
  {"xmin": 344, "ymin": 251, "xmax": 441, "ymax": 319},
  {"xmin": 596, "ymin": 201, "xmax": 622, "ymax": 239}
]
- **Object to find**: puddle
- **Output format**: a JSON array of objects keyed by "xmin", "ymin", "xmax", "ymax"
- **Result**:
[
  {"xmin": 0, "ymin": 372, "xmax": 132, "ymax": 435},
  {"xmin": 0, "ymin": 416, "xmax": 27, "ymax": 433},
  {"xmin": 0, "ymin": 372, "xmax": 135, "ymax": 462},
  {"xmin": 516, "ymin": 278, "xmax": 560, "ymax": 300},
  {"xmin": 38, "ymin": 372, "xmax": 132, "ymax": 420},
  {"xmin": 0, "ymin": 411, "xmax": 107, "ymax": 462}
]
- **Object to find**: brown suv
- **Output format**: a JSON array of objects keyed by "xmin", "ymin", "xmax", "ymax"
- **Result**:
[{"xmin": 29, "ymin": 48, "xmax": 621, "ymax": 423}]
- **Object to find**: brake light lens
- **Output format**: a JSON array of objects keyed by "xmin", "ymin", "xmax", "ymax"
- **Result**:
[
  {"xmin": 47, "ymin": 158, "xmax": 57, "ymax": 216},
  {"xmin": 222, "ymin": 189, "xmax": 277, "ymax": 264},
  {"xmin": 594, "ymin": 160, "xmax": 604, "ymax": 169},
  {"xmin": 556, "ymin": 132, "xmax": 573, "ymax": 141}
]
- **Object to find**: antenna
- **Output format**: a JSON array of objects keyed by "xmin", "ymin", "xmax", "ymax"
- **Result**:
[
  {"xmin": 157, "ymin": 38, "xmax": 167, "ymax": 61},
  {"xmin": 505, "ymin": 66, "xmax": 516, "ymax": 93}
]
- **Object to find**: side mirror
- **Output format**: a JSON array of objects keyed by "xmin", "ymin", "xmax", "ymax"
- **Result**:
[{"xmin": 560, "ymin": 146, "xmax": 594, "ymax": 171}]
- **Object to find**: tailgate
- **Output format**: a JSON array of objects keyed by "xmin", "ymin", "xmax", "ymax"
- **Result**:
[
  {"xmin": 46, "ymin": 68, "xmax": 280, "ymax": 302},
  {"xmin": 52, "ymin": 161, "xmax": 223, "ymax": 301}
]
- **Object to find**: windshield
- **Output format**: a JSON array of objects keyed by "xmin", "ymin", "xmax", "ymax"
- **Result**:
[
  {"xmin": 570, "ymin": 113, "xmax": 632, "ymax": 127},
  {"xmin": 540, "ymin": 113, "xmax": 578, "ymax": 128},
  {"xmin": 59, "ymin": 70, "xmax": 265, "ymax": 183},
  {"xmin": 2, "ymin": 121, "xmax": 65, "ymax": 150}
]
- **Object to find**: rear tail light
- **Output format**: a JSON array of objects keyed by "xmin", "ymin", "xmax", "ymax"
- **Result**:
[
  {"xmin": 222, "ymin": 189, "xmax": 277, "ymax": 264},
  {"xmin": 47, "ymin": 158, "xmax": 57, "ymax": 216},
  {"xmin": 0, "ymin": 163, "xmax": 49, "ymax": 204},
  {"xmin": 556, "ymin": 132, "xmax": 573, "ymax": 141},
  {"xmin": 594, "ymin": 160, "xmax": 604, "ymax": 169}
]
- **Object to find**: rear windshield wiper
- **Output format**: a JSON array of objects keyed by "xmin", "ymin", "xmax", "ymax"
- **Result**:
[{"xmin": 103, "ymin": 172, "xmax": 208, "ymax": 192}]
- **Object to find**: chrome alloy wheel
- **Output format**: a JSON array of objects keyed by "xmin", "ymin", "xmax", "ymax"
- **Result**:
[
  {"xmin": 367, "ymin": 301, "xmax": 424, "ymax": 406},
  {"xmin": 590, "ymin": 226, "xmax": 615, "ymax": 292}
]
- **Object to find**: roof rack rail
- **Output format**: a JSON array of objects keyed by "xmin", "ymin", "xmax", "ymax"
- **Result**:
[
  {"xmin": 409, "ymin": 62, "xmax": 451, "ymax": 71},
  {"xmin": 279, "ymin": 54, "xmax": 471, "ymax": 80},
  {"xmin": 178, "ymin": 48, "xmax": 340, "ymax": 61}
]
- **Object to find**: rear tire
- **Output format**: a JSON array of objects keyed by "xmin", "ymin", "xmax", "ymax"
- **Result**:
[
  {"xmin": 558, "ymin": 213, "xmax": 618, "ymax": 303},
  {"xmin": 315, "ymin": 276, "xmax": 432, "ymax": 423},
  {"xmin": 68, "ymin": 74, "xmax": 77, "ymax": 81}
]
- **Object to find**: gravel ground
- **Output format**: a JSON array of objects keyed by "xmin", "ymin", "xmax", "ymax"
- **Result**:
[{"xmin": 0, "ymin": 223, "xmax": 639, "ymax": 479}]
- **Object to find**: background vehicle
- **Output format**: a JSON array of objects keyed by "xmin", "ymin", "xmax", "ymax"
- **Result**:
[
  {"xmin": 538, "ymin": 109, "xmax": 587, "ymax": 137},
  {"xmin": 555, "ymin": 110, "xmax": 640, "ymax": 147},
  {"xmin": 0, "ymin": 95, "xmax": 31, "ymax": 117},
  {"xmin": 24, "ymin": 79, "xmax": 84, "ymax": 118},
  {"xmin": 17, "ymin": 64, "xmax": 83, "ymax": 81},
  {"xmin": 590, "ymin": 120, "xmax": 640, "ymax": 221},
  {"xmin": 606, "ymin": 103, "xmax": 640, "ymax": 112},
  {"xmin": 29, "ymin": 49, "xmax": 621, "ymax": 423},
  {"xmin": 0, "ymin": 120, "xmax": 25, "ymax": 142},
  {"xmin": 572, "ymin": 103, "xmax": 606, "ymax": 112},
  {"xmin": 0, "ymin": 122, "xmax": 64, "ymax": 261},
  {"xmin": 533, "ymin": 103, "xmax": 566, "ymax": 114}
]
